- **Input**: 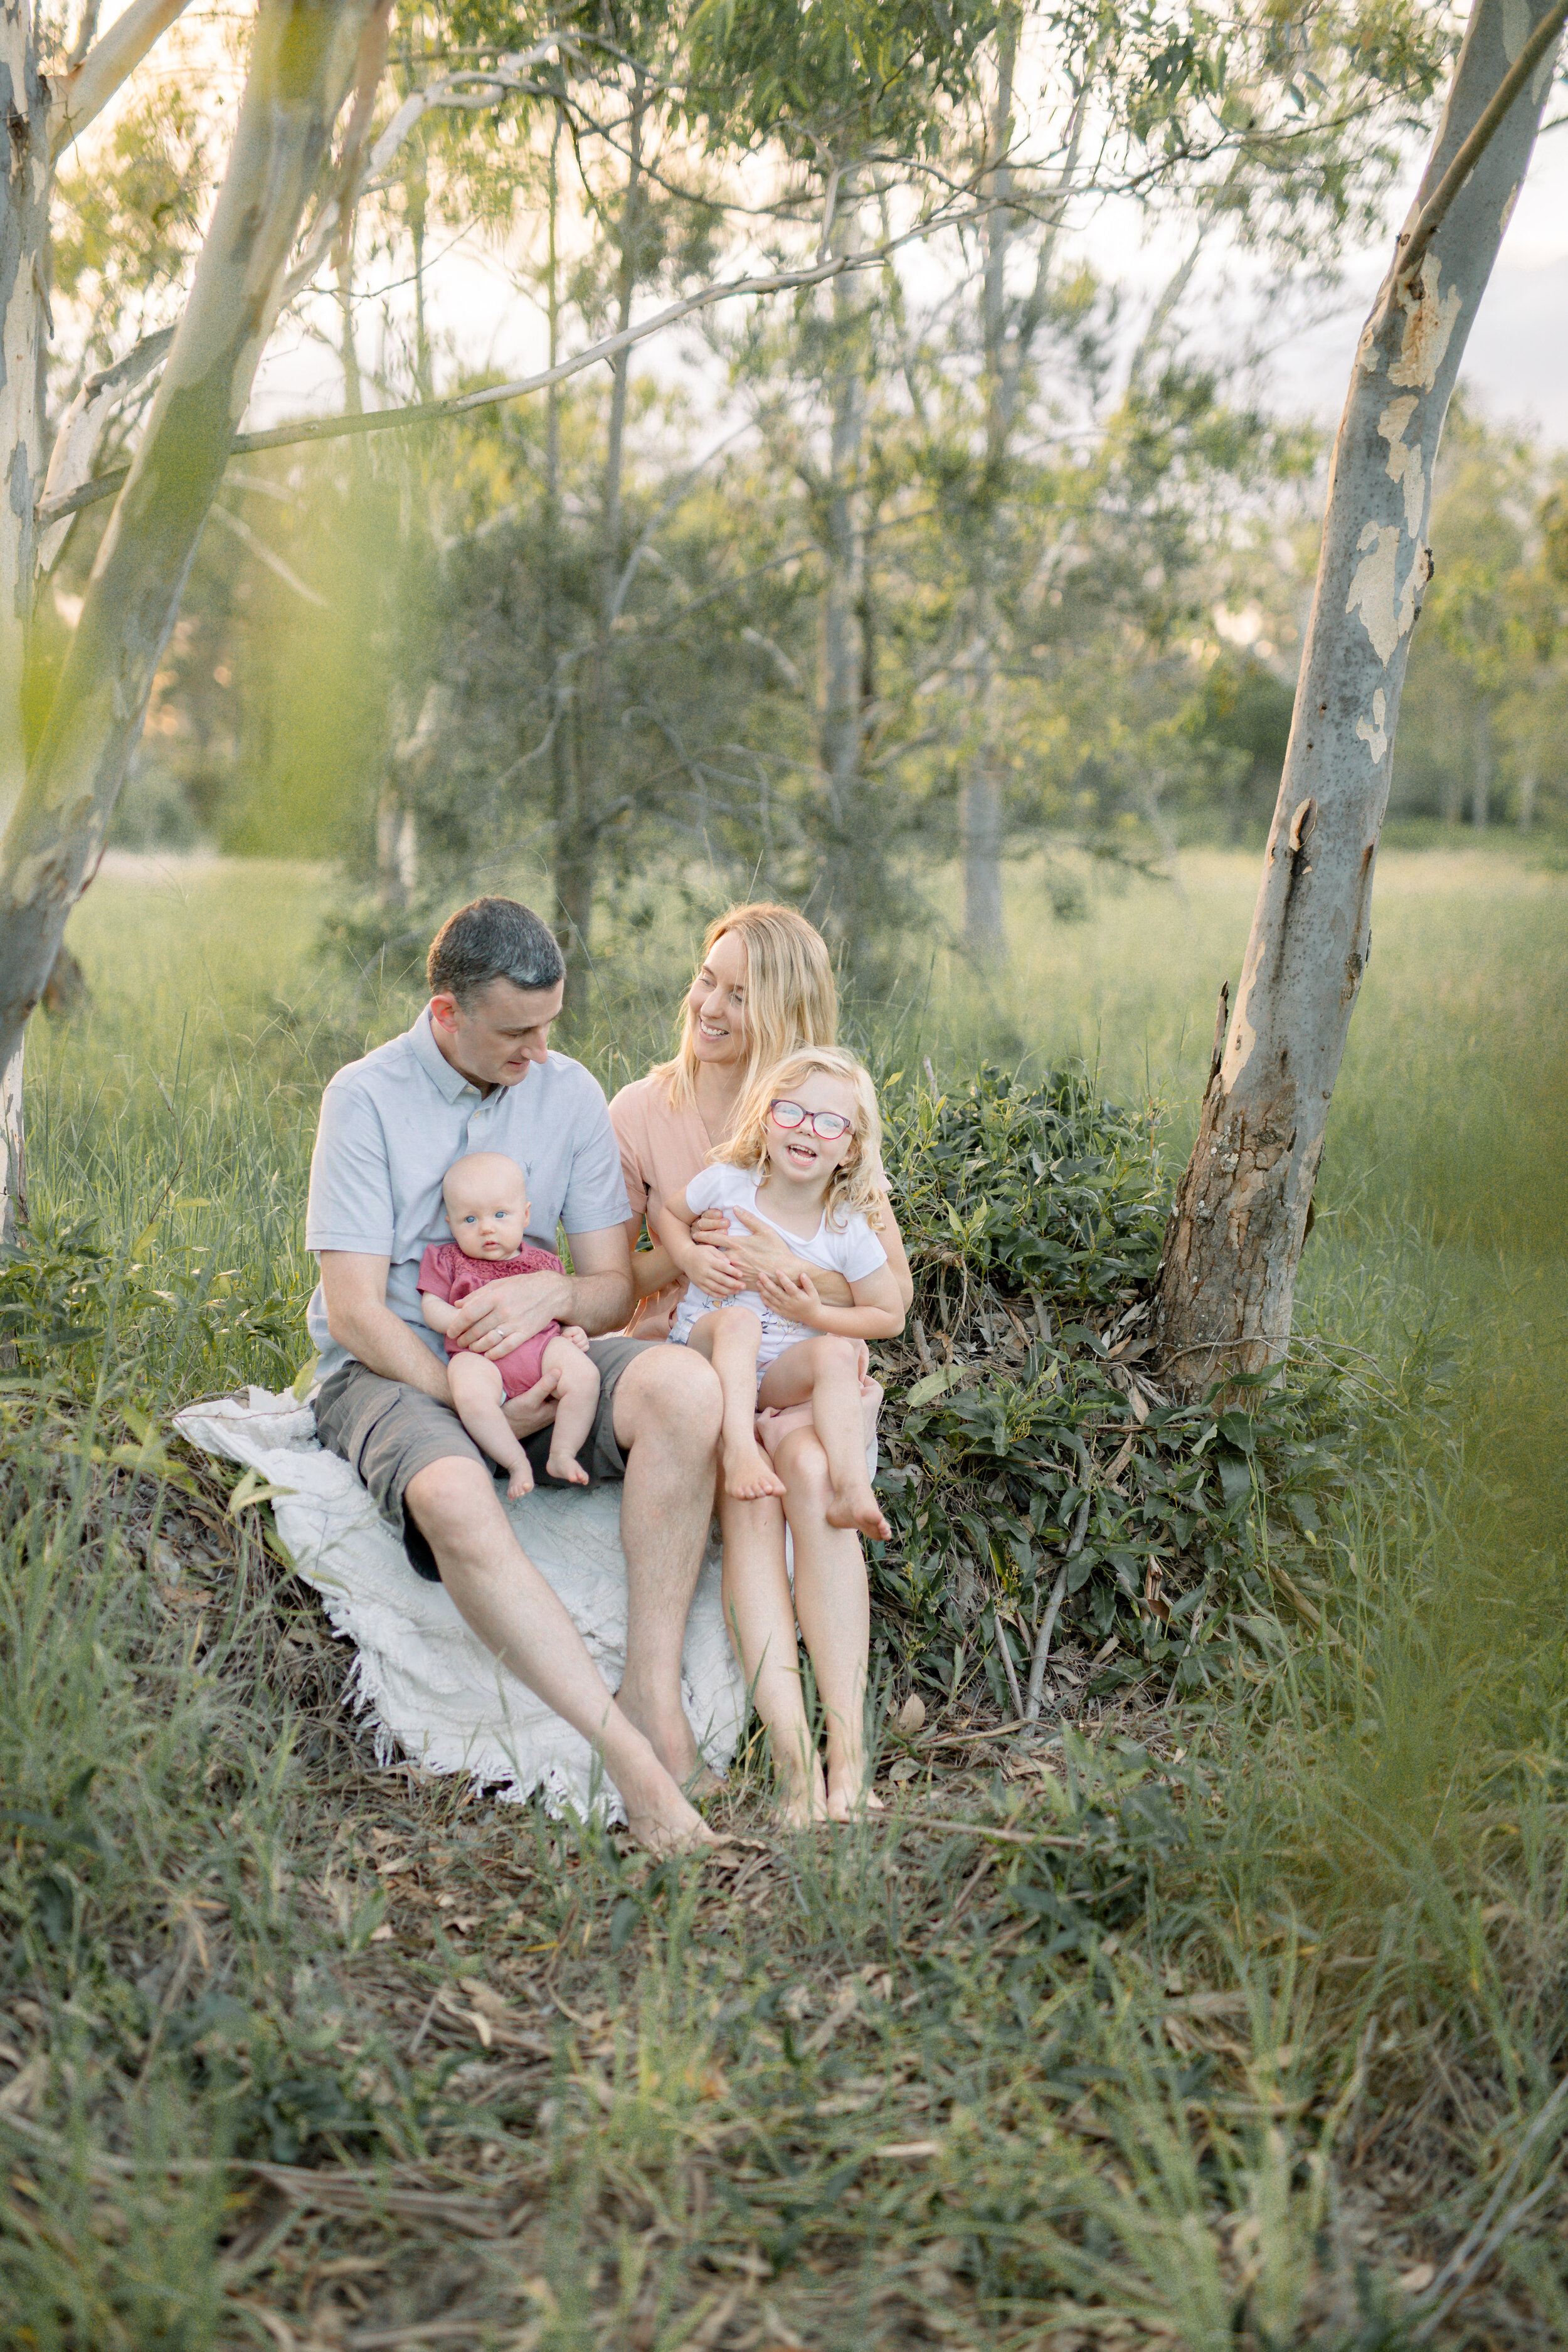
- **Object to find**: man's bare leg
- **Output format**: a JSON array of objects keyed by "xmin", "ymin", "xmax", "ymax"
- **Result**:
[
  {"xmin": 405, "ymin": 1456, "xmax": 716, "ymax": 1855},
  {"xmin": 539, "ymin": 1337, "xmax": 599, "ymax": 1487},
  {"xmin": 758, "ymin": 1337, "xmax": 890, "ymax": 1542},
  {"xmin": 687, "ymin": 1307, "xmax": 785, "ymax": 1502},
  {"xmin": 716, "ymin": 1481, "xmax": 828, "ymax": 1827},
  {"xmin": 610, "ymin": 1344, "xmax": 725, "ymax": 1793},
  {"xmin": 771, "ymin": 1424, "xmax": 884, "ymax": 1823},
  {"xmin": 447, "ymin": 1350, "xmax": 537, "ymax": 1498}
]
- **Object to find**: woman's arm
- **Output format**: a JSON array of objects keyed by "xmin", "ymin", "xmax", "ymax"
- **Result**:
[
  {"xmin": 625, "ymin": 1219, "xmax": 681, "ymax": 1303},
  {"xmin": 874, "ymin": 1194, "xmax": 915, "ymax": 1316},
  {"xmin": 762, "ymin": 1261, "xmax": 905, "ymax": 1342}
]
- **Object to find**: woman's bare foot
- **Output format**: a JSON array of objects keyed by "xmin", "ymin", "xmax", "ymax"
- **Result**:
[
  {"xmin": 506, "ymin": 1461, "xmax": 535, "ymax": 1498},
  {"xmin": 545, "ymin": 1449, "xmax": 590, "ymax": 1487},
  {"xmin": 723, "ymin": 1434, "xmax": 787, "ymax": 1502},
  {"xmin": 773, "ymin": 1751, "xmax": 830, "ymax": 1828},
  {"xmin": 626, "ymin": 1801, "xmax": 724, "ymax": 1857},
  {"xmin": 825, "ymin": 1762, "xmax": 885, "ymax": 1823},
  {"xmin": 826, "ymin": 1482, "xmax": 891, "ymax": 1542}
]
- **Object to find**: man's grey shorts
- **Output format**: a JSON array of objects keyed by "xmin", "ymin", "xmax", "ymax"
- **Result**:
[{"xmin": 314, "ymin": 1337, "xmax": 654, "ymax": 1583}]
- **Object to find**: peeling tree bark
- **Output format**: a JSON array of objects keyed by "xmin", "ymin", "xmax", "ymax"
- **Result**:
[
  {"xmin": 1153, "ymin": 0, "xmax": 1564, "ymax": 1396},
  {"xmin": 0, "ymin": 0, "xmax": 374, "ymax": 1239}
]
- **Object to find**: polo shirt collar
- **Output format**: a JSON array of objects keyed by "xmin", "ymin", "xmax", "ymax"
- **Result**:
[{"xmin": 409, "ymin": 1006, "xmax": 483, "ymax": 1103}]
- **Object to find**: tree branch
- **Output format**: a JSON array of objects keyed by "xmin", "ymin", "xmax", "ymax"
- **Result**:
[
  {"xmin": 49, "ymin": 0, "xmax": 196, "ymax": 158},
  {"xmin": 36, "ymin": 241, "xmax": 904, "ymax": 530},
  {"xmin": 1397, "ymin": 0, "xmax": 1568, "ymax": 286}
]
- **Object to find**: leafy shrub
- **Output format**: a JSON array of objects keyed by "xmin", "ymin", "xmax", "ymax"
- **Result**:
[{"xmin": 873, "ymin": 1064, "xmax": 1362, "ymax": 1700}]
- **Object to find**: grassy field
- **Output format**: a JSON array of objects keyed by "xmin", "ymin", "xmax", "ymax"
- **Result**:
[{"xmin": 3, "ymin": 842, "xmax": 1565, "ymax": 2350}]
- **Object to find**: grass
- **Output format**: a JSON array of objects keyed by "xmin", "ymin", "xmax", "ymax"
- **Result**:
[{"xmin": 2, "ymin": 840, "xmax": 1565, "ymax": 2349}]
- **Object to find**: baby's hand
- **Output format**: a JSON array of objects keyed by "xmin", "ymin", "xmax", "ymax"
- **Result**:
[{"xmin": 563, "ymin": 1325, "xmax": 590, "ymax": 1352}]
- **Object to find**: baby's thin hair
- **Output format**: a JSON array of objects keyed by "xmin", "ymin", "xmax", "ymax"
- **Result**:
[{"xmin": 718, "ymin": 1047, "xmax": 883, "ymax": 1229}]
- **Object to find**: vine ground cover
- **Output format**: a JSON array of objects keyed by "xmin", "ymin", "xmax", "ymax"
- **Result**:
[{"xmin": 1, "ymin": 846, "xmax": 1564, "ymax": 2349}]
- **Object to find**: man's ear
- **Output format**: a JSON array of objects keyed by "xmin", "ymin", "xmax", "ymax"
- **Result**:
[{"xmin": 429, "ymin": 992, "xmax": 460, "ymax": 1034}]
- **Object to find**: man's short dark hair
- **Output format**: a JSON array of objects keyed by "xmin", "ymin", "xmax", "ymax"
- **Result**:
[{"xmin": 426, "ymin": 898, "xmax": 566, "ymax": 1007}]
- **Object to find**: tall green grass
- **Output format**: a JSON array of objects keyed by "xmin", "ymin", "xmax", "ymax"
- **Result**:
[{"xmin": 2, "ymin": 840, "xmax": 1564, "ymax": 2349}]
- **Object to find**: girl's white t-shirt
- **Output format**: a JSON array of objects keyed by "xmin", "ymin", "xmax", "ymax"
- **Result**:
[{"xmin": 669, "ymin": 1163, "xmax": 887, "ymax": 1357}]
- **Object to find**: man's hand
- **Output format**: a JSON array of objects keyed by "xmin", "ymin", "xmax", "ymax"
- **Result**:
[
  {"xmin": 501, "ymin": 1372, "xmax": 563, "ymax": 1439},
  {"xmin": 446, "ymin": 1268, "xmax": 564, "ymax": 1358}
]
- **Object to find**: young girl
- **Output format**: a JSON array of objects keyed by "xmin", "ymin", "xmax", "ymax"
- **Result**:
[{"xmin": 657, "ymin": 1047, "xmax": 904, "ymax": 1540}]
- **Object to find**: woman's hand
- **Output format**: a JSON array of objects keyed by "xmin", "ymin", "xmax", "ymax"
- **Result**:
[
  {"xmin": 729, "ymin": 1209, "xmax": 855, "ymax": 1310},
  {"xmin": 687, "ymin": 1244, "xmax": 749, "ymax": 1298}
]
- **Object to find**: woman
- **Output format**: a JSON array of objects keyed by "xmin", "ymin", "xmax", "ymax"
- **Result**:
[{"xmin": 610, "ymin": 904, "xmax": 914, "ymax": 1825}]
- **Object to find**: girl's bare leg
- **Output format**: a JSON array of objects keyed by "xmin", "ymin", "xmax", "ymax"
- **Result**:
[
  {"xmin": 771, "ymin": 1424, "xmax": 884, "ymax": 1822},
  {"xmin": 716, "ymin": 1480, "xmax": 828, "ymax": 1827},
  {"xmin": 687, "ymin": 1308, "xmax": 785, "ymax": 1502},
  {"xmin": 758, "ymin": 1338, "xmax": 889, "ymax": 1542},
  {"xmin": 448, "ymin": 1350, "xmax": 535, "ymax": 1497},
  {"xmin": 539, "ymin": 1337, "xmax": 600, "ymax": 1486}
]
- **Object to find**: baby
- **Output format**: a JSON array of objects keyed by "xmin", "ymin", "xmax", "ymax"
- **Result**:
[{"xmin": 417, "ymin": 1150, "xmax": 600, "ymax": 1497}]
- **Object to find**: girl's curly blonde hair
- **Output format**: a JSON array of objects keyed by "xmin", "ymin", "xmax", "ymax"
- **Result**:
[{"xmin": 719, "ymin": 1047, "xmax": 884, "ymax": 1231}]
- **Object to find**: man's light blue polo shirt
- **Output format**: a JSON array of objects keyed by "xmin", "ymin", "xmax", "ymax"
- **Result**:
[{"xmin": 304, "ymin": 1009, "xmax": 630, "ymax": 1385}]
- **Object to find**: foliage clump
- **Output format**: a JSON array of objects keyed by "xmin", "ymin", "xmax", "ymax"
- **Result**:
[{"xmin": 873, "ymin": 1064, "xmax": 1350, "ymax": 1704}]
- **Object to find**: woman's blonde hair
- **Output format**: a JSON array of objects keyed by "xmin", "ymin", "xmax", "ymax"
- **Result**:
[
  {"xmin": 655, "ymin": 903, "xmax": 837, "ymax": 1111},
  {"xmin": 720, "ymin": 1047, "xmax": 884, "ymax": 1231}
]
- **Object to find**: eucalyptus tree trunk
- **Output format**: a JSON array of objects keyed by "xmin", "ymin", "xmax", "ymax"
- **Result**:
[
  {"xmin": 0, "ymin": 0, "xmax": 373, "ymax": 1238},
  {"xmin": 962, "ymin": 13, "xmax": 1081, "ymax": 966},
  {"xmin": 817, "ymin": 186, "xmax": 874, "ymax": 968},
  {"xmin": 1153, "ymin": 0, "xmax": 1564, "ymax": 1394},
  {"xmin": 555, "ymin": 72, "xmax": 645, "ymax": 987}
]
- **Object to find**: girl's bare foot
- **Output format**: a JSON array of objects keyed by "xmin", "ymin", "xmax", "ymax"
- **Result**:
[
  {"xmin": 506, "ymin": 1461, "xmax": 535, "ymax": 1498},
  {"xmin": 825, "ymin": 1764, "xmax": 885, "ymax": 1823},
  {"xmin": 545, "ymin": 1450, "xmax": 590, "ymax": 1486},
  {"xmin": 723, "ymin": 1434, "xmax": 787, "ymax": 1502},
  {"xmin": 826, "ymin": 1483, "xmax": 891, "ymax": 1542}
]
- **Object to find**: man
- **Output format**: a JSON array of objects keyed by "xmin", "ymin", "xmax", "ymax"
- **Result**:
[{"xmin": 305, "ymin": 896, "xmax": 723, "ymax": 1854}]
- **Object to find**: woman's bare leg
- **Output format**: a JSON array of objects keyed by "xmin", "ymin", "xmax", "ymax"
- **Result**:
[
  {"xmin": 448, "ymin": 1350, "xmax": 535, "ymax": 1496},
  {"xmin": 772, "ymin": 1425, "xmax": 884, "ymax": 1823},
  {"xmin": 758, "ymin": 1337, "xmax": 888, "ymax": 1542},
  {"xmin": 717, "ymin": 1480, "xmax": 827, "ymax": 1827},
  {"xmin": 688, "ymin": 1308, "xmax": 785, "ymax": 1501}
]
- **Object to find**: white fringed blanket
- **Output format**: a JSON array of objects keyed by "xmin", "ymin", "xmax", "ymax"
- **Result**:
[{"xmin": 173, "ymin": 1387, "xmax": 747, "ymax": 1821}]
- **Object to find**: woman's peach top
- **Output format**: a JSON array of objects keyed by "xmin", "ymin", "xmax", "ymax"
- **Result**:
[{"xmin": 608, "ymin": 1069, "xmax": 713, "ymax": 1243}]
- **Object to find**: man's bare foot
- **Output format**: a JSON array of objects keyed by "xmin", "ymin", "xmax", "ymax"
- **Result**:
[
  {"xmin": 825, "ymin": 1763, "xmax": 885, "ymax": 1823},
  {"xmin": 546, "ymin": 1451, "xmax": 590, "ymax": 1487},
  {"xmin": 625, "ymin": 1797, "xmax": 724, "ymax": 1856},
  {"xmin": 826, "ymin": 1483, "xmax": 891, "ymax": 1542},
  {"xmin": 723, "ymin": 1434, "xmax": 786, "ymax": 1502},
  {"xmin": 506, "ymin": 1461, "xmax": 535, "ymax": 1498}
]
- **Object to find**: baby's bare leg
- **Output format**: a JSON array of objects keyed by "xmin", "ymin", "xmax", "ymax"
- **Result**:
[
  {"xmin": 541, "ymin": 1337, "xmax": 600, "ymax": 1487},
  {"xmin": 447, "ymin": 1350, "xmax": 535, "ymax": 1498},
  {"xmin": 686, "ymin": 1308, "xmax": 785, "ymax": 1502}
]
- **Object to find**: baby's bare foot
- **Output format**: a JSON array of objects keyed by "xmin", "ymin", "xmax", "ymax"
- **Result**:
[
  {"xmin": 546, "ymin": 1451, "xmax": 590, "ymax": 1487},
  {"xmin": 826, "ymin": 1483, "xmax": 891, "ymax": 1542},
  {"xmin": 506, "ymin": 1462, "xmax": 535, "ymax": 1498},
  {"xmin": 723, "ymin": 1436, "xmax": 786, "ymax": 1502}
]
